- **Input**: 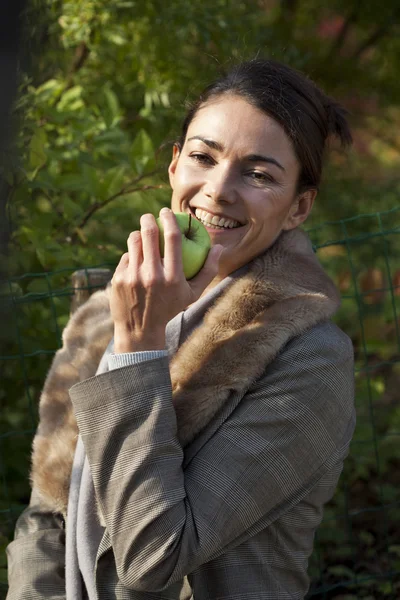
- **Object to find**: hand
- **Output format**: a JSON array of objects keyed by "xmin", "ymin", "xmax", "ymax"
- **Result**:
[{"xmin": 110, "ymin": 208, "xmax": 224, "ymax": 352}]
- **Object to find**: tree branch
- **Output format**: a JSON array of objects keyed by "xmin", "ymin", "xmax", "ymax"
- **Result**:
[
  {"xmin": 68, "ymin": 171, "xmax": 167, "ymax": 244},
  {"xmin": 41, "ymin": 189, "xmax": 65, "ymax": 221},
  {"xmin": 68, "ymin": 42, "xmax": 90, "ymax": 76},
  {"xmin": 65, "ymin": 42, "xmax": 90, "ymax": 89}
]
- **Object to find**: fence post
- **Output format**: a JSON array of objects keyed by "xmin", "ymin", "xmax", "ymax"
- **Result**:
[{"xmin": 70, "ymin": 268, "xmax": 113, "ymax": 314}]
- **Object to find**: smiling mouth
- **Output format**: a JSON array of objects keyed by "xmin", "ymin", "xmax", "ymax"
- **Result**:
[{"xmin": 188, "ymin": 206, "xmax": 245, "ymax": 231}]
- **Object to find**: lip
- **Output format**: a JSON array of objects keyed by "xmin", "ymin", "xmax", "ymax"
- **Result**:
[{"xmin": 188, "ymin": 205, "xmax": 245, "ymax": 228}]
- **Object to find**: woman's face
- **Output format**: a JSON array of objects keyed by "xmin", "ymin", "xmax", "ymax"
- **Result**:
[{"xmin": 169, "ymin": 95, "xmax": 316, "ymax": 281}]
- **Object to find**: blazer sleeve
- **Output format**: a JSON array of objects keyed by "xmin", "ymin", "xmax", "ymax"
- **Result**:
[
  {"xmin": 6, "ymin": 489, "xmax": 66, "ymax": 599},
  {"xmin": 69, "ymin": 323, "xmax": 355, "ymax": 593},
  {"xmin": 6, "ymin": 288, "xmax": 114, "ymax": 599}
]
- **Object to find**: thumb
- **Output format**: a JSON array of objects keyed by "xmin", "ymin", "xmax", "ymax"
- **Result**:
[{"xmin": 188, "ymin": 244, "xmax": 224, "ymax": 294}]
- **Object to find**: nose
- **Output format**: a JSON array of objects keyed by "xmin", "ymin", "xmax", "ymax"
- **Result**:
[{"xmin": 203, "ymin": 163, "xmax": 238, "ymax": 204}]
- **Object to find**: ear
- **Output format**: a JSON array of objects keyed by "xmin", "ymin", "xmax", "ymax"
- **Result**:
[
  {"xmin": 168, "ymin": 143, "xmax": 181, "ymax": 189},
  {"xmin": 282, "ymin": 189, "xmax": 317, "ymax": 231}
]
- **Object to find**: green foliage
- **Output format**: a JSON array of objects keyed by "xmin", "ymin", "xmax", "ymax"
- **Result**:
[
  {"xmin": 4, "ymin": 0, "xmax": 400, "ymax": 275},
  {"xmin": 2, "ymin": 0, "xmax": 400, "ymax": 596}
]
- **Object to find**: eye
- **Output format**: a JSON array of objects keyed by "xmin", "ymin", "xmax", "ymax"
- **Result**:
[
  {"xmin": 189, "ymin": 153, "xmax": 215, "ymax": 166},
  {"xmin": 246, "ymin": 171, "xmax": 274, "ymax": 185}
]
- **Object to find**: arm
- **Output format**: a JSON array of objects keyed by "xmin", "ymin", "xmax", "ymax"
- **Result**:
[
  {"xmin": 5, "ymin": 351, "xmax": 167, "ymax": 600},
  {"xmin": 69, "ymin": 324, "xmax": 355, "ymax": 593},
  {"xmin": 6, "ymin": 287, "xmax": 114, "ymax": 599}
]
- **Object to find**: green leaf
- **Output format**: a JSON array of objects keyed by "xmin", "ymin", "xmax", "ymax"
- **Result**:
[
  {"xmin": 19, "ymin": 225, "xmax": 38, "ymax": 245},
  {"xmin": 35, "ymin": 247, "xmax": 50, "ymax": 268},
  {"xmin": 26, "ymin": 279, "xmax": 49, "ymax": 294},
  {"xmin": 29, "ymin": 128, "xmax": 47, "ymax": 170},
  {"xmin": 130, "ymin": 130, "xmax": 155, "ymax": 176},
  {"xmin": 58, "ymin": 174, "xmax": 86, "ymax": 192},
  {"xmin": 74, "ymin": 227, "xmax": 87, "ymax": 244},
  {"xmin": 35, "ymin": 78, "xmax": 66, "ymax": 106},
  {"xmin": 61, "ymin": 197, "xmax": 83, "ymax": 220},
  {"xmin": 327, "ymin": 565, "xmax": 355, "ymax": 580},
  {"xmin": 160, "ymin": 92, "xmax": 170, "ymax": 108},
  {"xmin": 105, "ymin": 32, "xmax": 127, "ymax": 46},
  {"xmin": 36, "ymin": 196, "xmax": 52, "ymax": 213},
  {"xmin": 103, "ymin": 86, "xmax": 121, "ymax": 127},
  {"xmin": 56, "ymin": 86, "xmax": 84, "ymax": 112},
  {"xmin": 4, "ymin": 282, "xmax": 23, "ymax": 298},
  {"xmin": 82, "ymin": 163, "xmax": 101, "ymax": 196},
  {"xmin": 104, "ymin": 165, "xmax": 126, "ymax": 197}
]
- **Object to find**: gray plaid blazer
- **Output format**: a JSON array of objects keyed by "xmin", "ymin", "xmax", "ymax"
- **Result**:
[{"xmin": 7, "ymin": 320, "xmax": 355, "ymax": 599}]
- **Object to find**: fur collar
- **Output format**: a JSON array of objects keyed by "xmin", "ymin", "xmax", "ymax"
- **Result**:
[{"xmin": 31, "ymin": 228, "xmax": 340, "ymax": 516}]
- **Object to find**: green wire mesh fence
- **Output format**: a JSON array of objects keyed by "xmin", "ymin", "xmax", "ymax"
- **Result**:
[{"xmin": 1, "ymin": 206, "xmax": 399, "ymax": 599}]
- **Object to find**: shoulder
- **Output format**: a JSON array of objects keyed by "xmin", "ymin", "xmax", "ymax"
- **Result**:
[
  {"xmin": 280, "ymin": 319, "xmax": 353, "ymax": 372},
  {"xmin": 246, "ymin": 320, "xmax": 355, "ymax": 449},
  {"xmin": 249, "ymin": 319, "xmax": 354, "ymax": 392},
  {"xmin": 292, "ymin": 319, "xmax": 353, "ymax": 356},
  {"xmin": 271, "ymin": 320, "xmax": 354, "ymax": 384}
]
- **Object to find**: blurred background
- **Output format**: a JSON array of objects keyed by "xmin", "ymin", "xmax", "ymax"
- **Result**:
[{"xmin": 1, "ymin": 0, "xmax": 399, "ymax": 598}]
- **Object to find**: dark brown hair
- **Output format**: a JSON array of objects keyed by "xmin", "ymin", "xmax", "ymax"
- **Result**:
[{"xmin": 179, "ymin": 59, "xmax": 352, "ymax": 194}]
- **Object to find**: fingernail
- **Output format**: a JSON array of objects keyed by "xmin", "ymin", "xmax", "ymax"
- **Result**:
[{"xmin": 160, "ymin": 207, "xmax": 171, "ymax": 214}]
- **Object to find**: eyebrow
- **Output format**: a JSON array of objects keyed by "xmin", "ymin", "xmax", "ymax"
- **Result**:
[
  {"xmin": 186, "ymin": 136, "xmax": 286, "ymax": 172},
  {"xmin": 187, "ymin": 136, "xmax": 223, "ymax": 152},
  {"xmin": 246, "ymin": 154, "xmax": 286, "ymax": 172}
]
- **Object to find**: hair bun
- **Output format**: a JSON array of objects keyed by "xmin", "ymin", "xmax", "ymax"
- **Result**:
[{"xmin": 323, "ymin": 96, "xmax": 353, "ymax": 148}]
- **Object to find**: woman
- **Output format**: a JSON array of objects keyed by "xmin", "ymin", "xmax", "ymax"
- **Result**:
[{"xmin": 7, "ymin": 59, "xmax": 356, "ymax": 599}]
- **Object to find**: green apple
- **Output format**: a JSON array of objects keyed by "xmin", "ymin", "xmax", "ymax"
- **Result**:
[{"xmin": 156, "ymin": 212, "xmax": 211, "ymax": 280}]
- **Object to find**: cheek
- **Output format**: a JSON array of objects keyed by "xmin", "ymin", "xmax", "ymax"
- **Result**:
[
  {"xmin": 174, "ymin": 163, "xmax": 204, "ymax": 193},
  {"xmin": 263, "ymin": 187, "xmax": 295, "ymax": 216},
  {"xmin": 246, "ymin": 189, "xmax": 277, "ymax": 217},
  {"xmin": 245, "ymin": 190, "xmax": 293, "ymax": 229}
]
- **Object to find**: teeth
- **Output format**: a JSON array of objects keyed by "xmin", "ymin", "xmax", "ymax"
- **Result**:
[{"xmin": 194, "ymin": 208, "xmax": 240, "ymax": 229}]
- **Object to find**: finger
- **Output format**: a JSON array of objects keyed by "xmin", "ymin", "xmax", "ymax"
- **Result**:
[
  {"xmin": 160, "ymin": 208, "xmax": 183, "ymax": 280},
  {"xmin": 111, "ymin": 252, "xmax": 129, "ymax": 285},
  {"xmin": 140, "ymin": 213, "xmax": 162, "ymax": 275},
  {"xmin": 116, "ymin": 252, "xmax": 130, "ymax": 271},
  {"xmin": 127, "ymin": 230, "xmax": 143, "ymax": 276},
  {"xmin": 188, "ymin": 244, "xmax": 224, "ymax": 296}
]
